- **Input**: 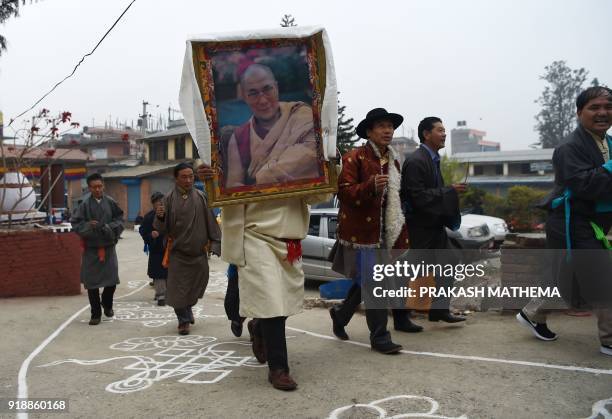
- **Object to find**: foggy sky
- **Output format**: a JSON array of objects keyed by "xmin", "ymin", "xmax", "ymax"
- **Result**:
[{"xmin": 1, "ymin": 0, "xmax": 610, "ymax": 152}]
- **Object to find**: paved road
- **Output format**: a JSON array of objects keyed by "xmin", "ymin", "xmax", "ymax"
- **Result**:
[{"xmin": 1, "ymin": 230, "xmax": 610, "ymax": 418}]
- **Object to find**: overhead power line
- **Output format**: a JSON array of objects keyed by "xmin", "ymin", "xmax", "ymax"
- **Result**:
[{"xmin": 8, "ymin": 0, "xmax": 137, "ymax": 126}]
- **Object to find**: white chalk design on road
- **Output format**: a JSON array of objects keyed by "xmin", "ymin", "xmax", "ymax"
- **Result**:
[
  {"xmin": 127, "ymin": 280, "xmax": 148, "ymax": 289},
  {"xmin": 583, "ymin": 397, "xmax": 612, "ymax": 419},
  {"xmin": 328, "ymin": 395, "xmax": 468, "ymax": 419},
  {"xmin": 77, "ymin": 301, "xmax": 225, "ymax": 327},
  {"xmin": 39, "ymin": 335, "xmax": 264, "ymax": 393},
  {"xmin": 287, "ymin": 326, "xmax": 612, "ymax": 376},
  {"xmin": 205, "ymin": 270, "xmax": 228, "ymax": 294},
  {"xmin": 16, "ymin": 280, "xmax": 151, "ymax": 419}
]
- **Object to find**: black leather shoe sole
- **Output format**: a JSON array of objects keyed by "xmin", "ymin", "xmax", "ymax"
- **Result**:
[
  {"xmin": 394, "ymin": 323, "xmax": 424, "ymax": 333},
  {"xmin": 371, "ymin": 343, "xmax": 403, "ymax": 354},
  {"xmin": 429, "ymin": 315, "xmax": 466, "ymax": 323}
]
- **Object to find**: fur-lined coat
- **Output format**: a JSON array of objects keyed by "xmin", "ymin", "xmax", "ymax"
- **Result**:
[{"xmin": 336, "ymin": 141, "xmax": 409, "ymax": 249}]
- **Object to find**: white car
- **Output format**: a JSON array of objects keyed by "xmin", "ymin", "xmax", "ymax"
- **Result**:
[
  {"xmin": 302, "ymin": 208, "xmax": 496, "ymax": 281},
  {"xmin": 461, "ymin": 214, "xmax": 508, "ymax": 247}
]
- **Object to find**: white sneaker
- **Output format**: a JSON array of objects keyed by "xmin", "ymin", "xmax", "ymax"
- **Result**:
[{"xmin": 601, "ymin": 345, "xmax": 612, "ymax": 356}]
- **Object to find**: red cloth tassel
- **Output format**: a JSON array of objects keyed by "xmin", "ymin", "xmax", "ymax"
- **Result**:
[
  {"xmin": 97, "ymin": 247, "xmax": 106, "ymax": 263},
  {"xmin": 285, "ymin": 239, "xmax": 302, "ymax": 264}
]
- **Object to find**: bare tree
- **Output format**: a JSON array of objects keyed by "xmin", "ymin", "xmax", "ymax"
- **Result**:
[{"xmin": 1, "ymin": 109, "xmax": 80, "ymax": 228}]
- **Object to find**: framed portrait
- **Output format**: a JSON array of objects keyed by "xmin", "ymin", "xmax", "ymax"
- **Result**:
[{"xmin": 179, "ymin": 26, "xmax": 338, "ymax": 206}]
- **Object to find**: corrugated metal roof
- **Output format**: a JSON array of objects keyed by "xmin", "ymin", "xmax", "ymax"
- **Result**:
[
  {"xmin": 102, "ymin": 163, "xmax": 176, "ymax": 179},
  {"xmin": 453, "ymin": 149, "xmax": 553, "ymax": 163},
  {"xmin": 144, "ymin": 124, "xmax": 190, "ymax": 141}
]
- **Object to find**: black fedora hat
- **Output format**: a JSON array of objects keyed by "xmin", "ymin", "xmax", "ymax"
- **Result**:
[{"xmin": 356, "ymin": 108, "xmax": 404, "ymax": 139}]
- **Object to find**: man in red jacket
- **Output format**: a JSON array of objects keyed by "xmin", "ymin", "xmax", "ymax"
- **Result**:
[{"xmin": 330, "ymin": 108, "xmax": 422, "ymax": 354}]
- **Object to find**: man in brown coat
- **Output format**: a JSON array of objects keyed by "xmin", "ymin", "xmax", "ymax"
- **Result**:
[
  {"xmin": 154, "ymin": 163, "xmax": 221, "ymax": 335},
  {"xmin": 330, "ymin": 108, "xmax": 422, "ymax": 354}
]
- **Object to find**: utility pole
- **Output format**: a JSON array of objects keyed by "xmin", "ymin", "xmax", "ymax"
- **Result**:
[{"xmin": 140, "ymin": 101, "xmax": 149, "ymax": 135}]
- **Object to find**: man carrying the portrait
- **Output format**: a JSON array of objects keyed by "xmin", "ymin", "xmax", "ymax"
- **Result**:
[
  {"xmin": 223, "ymin": 63, "xmax": 321, "ymax": 188},
  {"xmin": 197, "ymin": 162, "xmax": 329, "ymax": 391}
]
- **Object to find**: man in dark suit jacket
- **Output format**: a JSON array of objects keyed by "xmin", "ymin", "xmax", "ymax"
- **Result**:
[{"xmin": 400, "ymin": 116, "xmax": 466, "ymax": 323}]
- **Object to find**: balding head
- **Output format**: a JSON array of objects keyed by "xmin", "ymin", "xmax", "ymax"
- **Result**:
[
  {"xmin": 239, "ymin": 64, "xmax": 280, "ymax": 123},
  {"xmin": 239, "ymin": 64, "xmax": 276, "ymax": 89}
]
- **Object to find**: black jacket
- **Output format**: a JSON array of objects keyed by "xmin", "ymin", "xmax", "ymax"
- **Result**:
[
  {"xmin": 400, "ymin": 146, "xmax": 460, "ymax": 249},
  {"xmin": 139, "ymin": 210, "xmax": 168, "ymax": 280}
]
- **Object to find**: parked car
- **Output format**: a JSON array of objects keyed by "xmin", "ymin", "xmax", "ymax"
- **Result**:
[
  {"xmin": 460, "ymin": 213, "xmax": 508, "ymax": 248},
  {"xmin": 302, "ymin": 208, "xmax": 494, "ymax": 281}
]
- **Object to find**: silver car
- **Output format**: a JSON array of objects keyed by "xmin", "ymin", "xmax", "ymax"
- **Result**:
[{"xmin": 302, "ymin": 207, "xmax": 495, "ymax": 281}]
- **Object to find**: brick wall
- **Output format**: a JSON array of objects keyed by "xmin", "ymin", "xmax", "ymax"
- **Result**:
[
  {"xmin": 0, "ymin": 230, "xmax": 82, "ymax": 297},
  {"xmin": 103, "ymin": 180, "xmax": 127, "ymax": 217},
  {"xmin": 497, "ymin": 234, "xmax": 548, "ymax": 309}
]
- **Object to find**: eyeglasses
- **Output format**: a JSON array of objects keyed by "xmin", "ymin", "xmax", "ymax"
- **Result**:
[{"xmin": 245, "ymin": 84, "xmax": 276, "ymax": 100}]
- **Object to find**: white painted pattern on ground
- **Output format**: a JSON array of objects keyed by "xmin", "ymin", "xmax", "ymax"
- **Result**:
[
  {"xmin": 16, "ymin": 280, "xmax": 150, "ymax": 419},
  {"xmin": 287, "ymin": 326, "xmax": 612, "ymax": 376},
  {"xmin": 583, "ymin": 397, "xmax": 612, "ymax": 419},
  {"xmin": 206, "ymin": 270, "xmax": 229, "ymax": 294},
  {"xmin": 39, "ymin": 335, "xmax": 264, "ymax": 393},
  {"xmin": 76, "ymin": 301, "xmax": 225, "ymax": 327},
  {"xmin": 328, "ymin": 395, "xmax": 467, "ymax": 419}
]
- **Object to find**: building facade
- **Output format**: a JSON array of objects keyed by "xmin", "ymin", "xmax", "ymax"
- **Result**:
[
  {"xmin": 451, "ymin": 121, "xmax": 500, "ymax": 154},
  {"xmin": 102, "ymin": 120, "xmax": 200, "ymax": 221},
  {"xmin": 452, "ymin": 148, "xmax": 554, "ymax": 196}
]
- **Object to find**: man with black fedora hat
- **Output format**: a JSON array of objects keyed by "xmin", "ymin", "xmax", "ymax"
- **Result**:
[{"xmin": 330, "ymin": 108, "xmax": 422, "ymax": 355}]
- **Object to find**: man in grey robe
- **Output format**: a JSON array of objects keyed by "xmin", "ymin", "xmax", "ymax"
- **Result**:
[
  {"xmin": 71, "ymin": 173, "xmax": 124, "ymax": 325},
  {"xmin": 154, "ymin": 163, "xmax": 221, "ymax": 335}
]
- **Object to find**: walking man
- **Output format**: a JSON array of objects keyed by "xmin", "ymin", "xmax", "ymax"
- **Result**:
[
  {"xmin": 154, "ymin": 163, "xmax": 221, "ymax": 335},
  {"xmin": 139, "ymin": 192, "xmax": 168, "ymax": 306},
  {"xmin": 330, "ymin": 108, "xmax": 422, "ymax": 355},
  {"xmin": 517, "ymin": 86, "xmax": 612, "ymax": 355},
  {"xmin": 400, "ymin": 116, "xmax": 466, "ymax": 323},
  {"xmin": 71, "ymin": 173, "xmax": 124, "ymax": 325}
]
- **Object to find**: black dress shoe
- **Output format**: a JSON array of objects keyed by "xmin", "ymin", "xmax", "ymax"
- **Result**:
[
  {"xmin": 89, "ymin": 317, "xmax": 101, "ymax": 325},
  {"xmin": 429, "ymin": 311, "xmax": 466, "ymax": 323},
  {"xmin": 230, "ymin": 320, "xmax": 243, "ymax": 337},
  {"xmin": 394, "ymin": 320, "xmax": 424, "ymax": 333},
  {"xmin": 371, "ymin": 341, "xmax": 403, "ymax": 354},
  {"xmin": 329, "ymin": 307, "xmax": 349, "ymax": 340},
  {"xmin": 101, "ymin": 304, "xmax": 114, "ymax": 318},
  {"xmin": 157, "ymin": 299, "xmax": 166, "ymax": 307},
  {"xmin": 247, "ymin": 320, "xmax": 267, "ymax": 363}
]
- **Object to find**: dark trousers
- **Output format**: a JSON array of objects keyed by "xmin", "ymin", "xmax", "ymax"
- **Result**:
[
  {"xmin": 87, "ymin": 286, "xmax": 116, "ymax": 318},
  {"xmin": 256, "ymin": 317, "xmax": 289, "ymax": 371},
  {"xmin": 224, "ymin": 274, "xmax": 242, "ymax": 323},
  {"xmin": 174, "ymin": 306, "xmax": 194, "ymax": 325},
  {"xmin": 334, "ymin": 283, "xmax": 410, "ymax": 345}
]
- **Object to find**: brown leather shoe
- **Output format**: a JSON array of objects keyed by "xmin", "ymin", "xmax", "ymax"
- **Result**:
[
  {"xmin": 247, "ymin": 320, "xmax": 267, "ymax": 363},
  {"xmin": 268, "ymin": 369, "xmax": 297, "ymax": 391},
  {"xmin": 178, "ymin": 323, "xmax": 190, "ymax": 335}
]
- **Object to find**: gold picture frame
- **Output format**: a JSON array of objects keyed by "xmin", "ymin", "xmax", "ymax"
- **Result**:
[{"xmin": 191, "ymin": 31, "xmax": 337, "ymax": 206}]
